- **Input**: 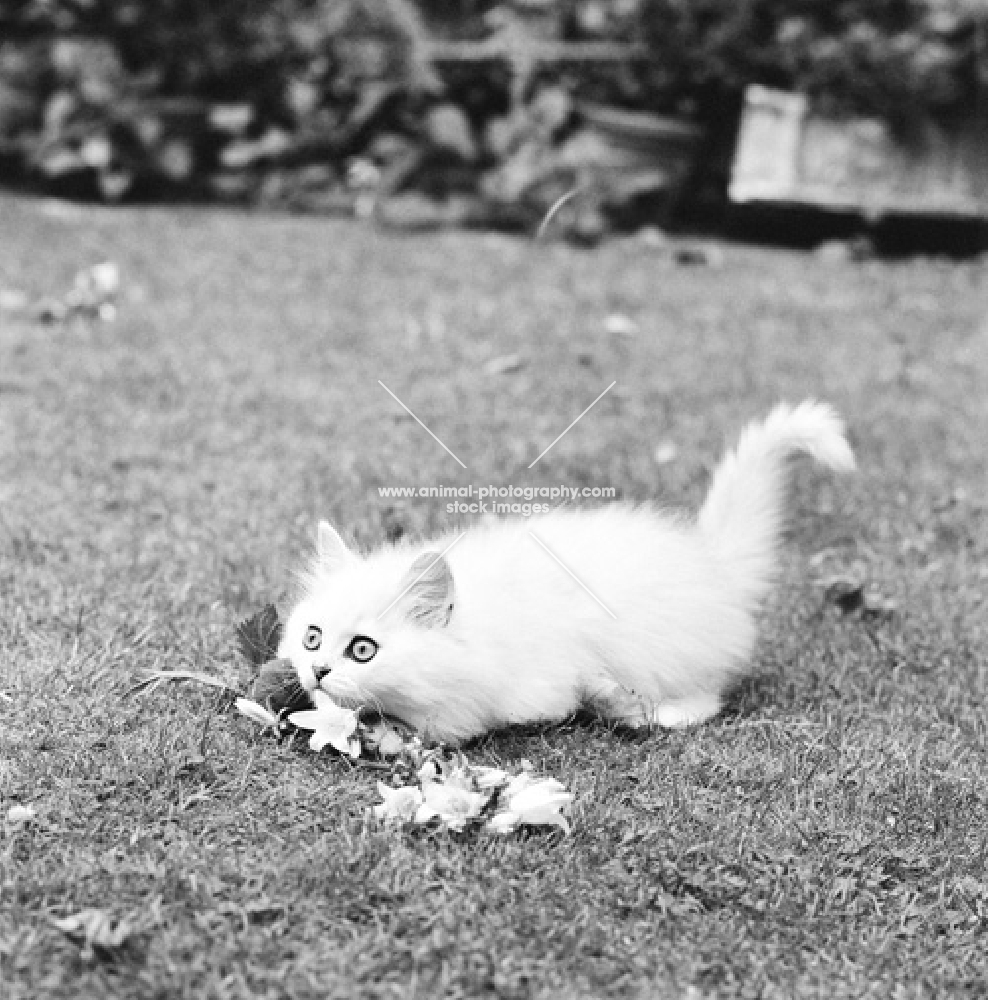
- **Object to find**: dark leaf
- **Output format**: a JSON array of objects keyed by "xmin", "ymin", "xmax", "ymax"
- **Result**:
[
  {"xmin": 235, "ymin": 604, "xmax": 283, "ymax": 669},
  {"xmin": 251, "ymin": 656, "xmax": 311, "ymax": 714},
  {"xmin": 824, "ymin": 577, "xmax": 865, "ymax": 614},
  {"xmin": 823, "ymin": 575, "xmax": 897, "ymax": 620}
]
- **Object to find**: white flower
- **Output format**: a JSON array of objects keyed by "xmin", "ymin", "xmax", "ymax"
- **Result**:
[
  {"xmin": 444, "ymin": 762, "xmax": 482, "ymax": 791},
  {"xmin": 417, "ymin": 758, "xmax": 442, "ymax": 783},
  {"xmin": 416, "ymin": 749, "xmax": 467, "ymax": 784},
  {"xmin": 360, "ymin": 719, "xmax": 406, "ymax": 757},
  {"xmin": 372, "ymin": 782, "xmax": 424, "ymax": 824},
  {"xmin": 488, "ymin": 774, "xmax": 572, "ymax": 834},
  {"xmin": 415, "ymin": 779, "xmax": 490, "ymax": 831},
  {"xmin": 376, "ymin": 729, "xmax": 406, "ymax": 757},
  {"xmin": 288, "ymin": 690, "xmax": 360, "ymax": 757},
  {"xmin": 470, "ymin": 766, "xmax": 510, "ymax": 790},
  {"xmin": 235, "ymin": 697, "xmax": 280, "ymax": 730},
  {"xmin": 486, "ymin": 811, "xmax": 523, "ymax": 834}
]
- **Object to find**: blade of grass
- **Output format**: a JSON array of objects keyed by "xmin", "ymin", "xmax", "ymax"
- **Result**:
[{"xmin": 120, "ymin": 670, "xmax": 240, "ymax": 700}]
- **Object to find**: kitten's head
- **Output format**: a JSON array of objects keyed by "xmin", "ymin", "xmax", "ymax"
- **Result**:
[{"xmin": 278, "ymin": 521, "xmax": 458, "ymax": 722}]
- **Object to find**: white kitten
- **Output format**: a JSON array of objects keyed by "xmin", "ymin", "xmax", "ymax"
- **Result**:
[{"xmin": 278, "ymin": 401, "xmax": 854, "ymax": 741}]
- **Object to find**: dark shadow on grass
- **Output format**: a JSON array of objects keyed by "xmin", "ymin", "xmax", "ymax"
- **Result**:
[
  {"xmin": 452, "ymin": 709, "xmax": 669, "ymax": 759},
  {"xmin": 720, "ymin": 673, "xmax": 783, "ymax": 723}
]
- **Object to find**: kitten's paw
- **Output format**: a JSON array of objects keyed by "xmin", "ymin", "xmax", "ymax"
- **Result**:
[
  {"xmin": 651, "ymin": 694, "xmax": 722, "ymax": 728},
  {"xmin": 587, "ymin": 682, "xmax": 722, "ymax": 730},
  {"xmin": 586, "ymin": 680, "xmax": 653, "ymax": 728}
]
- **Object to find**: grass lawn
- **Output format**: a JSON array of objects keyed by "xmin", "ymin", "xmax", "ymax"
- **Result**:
[{"xmin": 1, "ymin": 193, "xmax": 986, "ymax": 999}]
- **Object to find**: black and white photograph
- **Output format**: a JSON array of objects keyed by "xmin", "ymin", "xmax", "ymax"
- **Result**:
[{"xmin": 1, "ymin": 1, "xmax": 986, "ymax": 997}]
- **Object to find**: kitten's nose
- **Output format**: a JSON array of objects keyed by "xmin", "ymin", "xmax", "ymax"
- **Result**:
[{"xmin": 313, "ymin": 664, "xmax": 332, "ymax": 681}]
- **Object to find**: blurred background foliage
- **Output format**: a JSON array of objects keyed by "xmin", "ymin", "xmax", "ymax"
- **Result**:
[{"xmin": 0, "ymin": 0, "xmax": 985, "ymax": 206}]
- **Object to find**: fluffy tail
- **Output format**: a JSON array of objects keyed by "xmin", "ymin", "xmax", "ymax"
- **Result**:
[{"xmin": 697, "ymin": 401, "xmax": 855, "ymax": 606}]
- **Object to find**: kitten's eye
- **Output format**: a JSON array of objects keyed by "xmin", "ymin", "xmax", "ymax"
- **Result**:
[
  {"xmin": 345, "ymin": 635, "xmax": 378, "ymax": 663},
  {"xmin": 303, "ymin": 625, "xmax": 322, "ymax": 651}
]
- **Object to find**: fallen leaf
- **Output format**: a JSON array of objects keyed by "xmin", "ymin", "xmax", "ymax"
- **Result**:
[
  {"xmin": 822, "ymin": 575, "xmax": 896, "ymax": 619},
  {"xmin": 38, "ymin": 198, "xmax": 86, "ymax": 222},
  {"xmin": 30, "ymin": 261, "xmax": 122, "ymax": 324},
  {"xmin": 815, "ymin": 237, "xmax": 874, "ymax": 264},
  {"xmin": 823, "ymin": 575, "xmax": 866, "ymax": 613},
  {"xmin": 673, "ymin": 244, "xmax": 724, "ymax": 268},
  {"xmin": 604, "ymin": 313, "xmax": 638, "ymax": 336},
  {"xmin": 0, "ymin": 289, "xmax": 28, "ymax": 313},
  {"xmin": 639, "ymin": 226, "xmax": 671, "ymax": 250},
  {"xmin": 484, "ymin": 353, "xmax": 526, "ymax": 375},
  {"xmin": 33, "ymin": 297, "xmax": 68, "ymax": 323}
]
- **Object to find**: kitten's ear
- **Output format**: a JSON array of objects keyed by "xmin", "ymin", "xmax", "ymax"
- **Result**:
[
  {"xmin": 316, "ymin": 520, "xmax": 355, "ymax": 571},
  {"xmin": 398, "ymin": 552, "xmax": 454, "ymax": 628}
]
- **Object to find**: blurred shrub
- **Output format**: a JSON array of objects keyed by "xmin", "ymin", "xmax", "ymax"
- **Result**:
[
  {"xmin": 633, "ymin": 0, "xmax": 986, "ymax": 125},
  {"xmin": 1, "ymin": 0, "xmax": 985, "ymax": 203},
  {"xmin": 0, "ymin": 0, "xmax": 437, "ymax": 198},
  {"xmin": 773, "ymin": 1, "xmax": 983, "ymax": 122}
]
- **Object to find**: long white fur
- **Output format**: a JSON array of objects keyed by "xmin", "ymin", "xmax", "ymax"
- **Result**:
[{"xmin": 278, "ymin": 401, "xmax": 854, "ymax": 741}]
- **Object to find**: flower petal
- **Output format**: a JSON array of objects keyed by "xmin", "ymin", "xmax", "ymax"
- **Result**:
[
  {"xmin": 287, "ymin": 707, "xmax": 323, "ymax": 730},
  {"xmin": 288, "ymin": 692, "xmax": 359, "ymax": 756},
  {"xmin": 311, "ymin": 690, "xmax": 338, "ymax": 710},
  {"xmin": 414, "ymin": 803, "xmax": 439, "ymax": 824},
  {"xmin": 486, "ymin": 810, "xmax": 519, "ymax": 834},
  {"xmin": 377, "ymin": 729, "xmax": 406, "ymax": 757},
  {"xmin": 471, "ymin": 766, "xmax": 510, "ymax": 789},
  {"xmin": 508, "ymin": 785, "xmax": 572, "ymax": 814},
  {"xmin": 501, "ymin": 778, "xmax": 573, "ymax": 833},
  {"xmin": 417, "ymin": 759, "xmax": 441, "ymax": 783},
  {"xmin": 421, "ymin": 781, "xmax": 488, "ymax": 825},
  {"xmin": 235, "ymin": 697, "xmax": 279, "ymax": 728},
  {"xmin": 373, "ymin": 783, "xmax": 423, "ymax": 823}
]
